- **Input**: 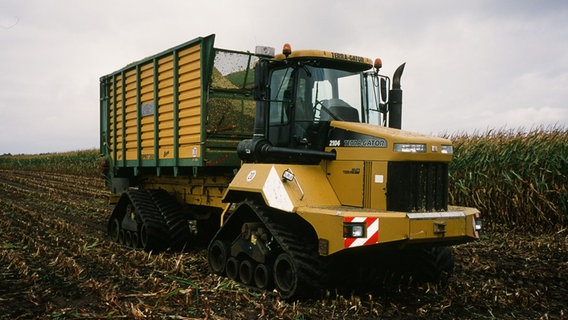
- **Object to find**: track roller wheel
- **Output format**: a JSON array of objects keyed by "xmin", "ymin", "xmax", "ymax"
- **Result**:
[
  {"xmin": 109, "ymin": 218, "xmax": 120, "ymax": 243},
  {"xmin": 207, "ymin": 199, "xmax": 322, "ymax": 299},
  {"xmin": 239, "ymin": 260, "xmax": 254, "ymax": 285},
  {"xmin": 273, "ymin": 253, "xmax": 298, "ymax": 298},
  {"xmin": 226, "ymin": 257, "xmax": 239, "ymax": 281},
  {"xmin": 254, "ymin": 264, "xmax": 271, "ymax": 290},
  {"xmin": 108, "ymin": 190, "xmax": 169, "ymax": 252},
  {"xmin": 208, "ymin": 240, "xmax": 229, "ymax": 274},
  {"xmin": 125, "ymin": 231, "xmax": 133, "ymax": 248},
  {"xmin": 139, "ymin": 223, "xmax": 165, "ymax": 252},
  {"xmin": 118, "ymin": 229, "xmax": 125, "ymax": 245},
  {"xmin": 140, "ymin": 221, "xmax": 166, "ymax": 252},
  {"xmin": 130, "ymin": 231, "xmax": 139, "ymax": 248}
]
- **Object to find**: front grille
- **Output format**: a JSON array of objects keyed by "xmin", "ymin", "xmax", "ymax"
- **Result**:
[{"xmin": 387, "ymin": 162, "xmax": 448, "ymax": 212}]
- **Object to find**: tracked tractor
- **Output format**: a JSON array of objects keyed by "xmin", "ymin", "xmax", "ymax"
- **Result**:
[{"xmin": 100, "ymin": 34, "xmax": 482, "ymax": 299}]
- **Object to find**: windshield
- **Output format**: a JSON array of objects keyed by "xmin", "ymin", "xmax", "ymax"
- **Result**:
[
  {"xmin": 269, "ymin": 65, "xmax": 369, "ymax": 125},
  {"xmin": 266, "ymin": 63, "xmax": 385, "ymax": 149}
]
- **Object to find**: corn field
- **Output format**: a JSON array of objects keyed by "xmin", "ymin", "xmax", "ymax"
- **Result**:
[
  {"xmin": 448, "ymin": 127, "xmax": 567, "ymax": 232},
  {"xmin": 1, "ymin": 131, "xmax": 566, "ymax": 318},
  {"xmin": 0, "ymin": 149, "xmax": 100, "ymax": 177}
]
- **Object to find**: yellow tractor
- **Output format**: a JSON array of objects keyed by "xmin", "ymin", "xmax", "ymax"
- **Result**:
[{"xmin": 100, "ymin": 34, "xmax": 482, "ymax": 299}]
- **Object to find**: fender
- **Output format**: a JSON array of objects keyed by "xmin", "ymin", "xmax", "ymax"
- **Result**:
[
  {"xmin": 223, "ymin": 163, "xmax": 481, "ymax": 256},
  {"xmin": 223, "ymin": 163, "xmax": 341, "ymax": 212}
]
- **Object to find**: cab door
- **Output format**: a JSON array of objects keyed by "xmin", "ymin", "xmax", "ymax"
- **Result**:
[{"xmin": 267, "ymin": 67, "xmax": 314, "ymax": 149}]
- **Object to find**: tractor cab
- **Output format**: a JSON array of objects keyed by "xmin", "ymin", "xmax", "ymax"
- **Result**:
[{"xmin": 239, "ymin": 44, "xmax": 404, "ymax": 164}]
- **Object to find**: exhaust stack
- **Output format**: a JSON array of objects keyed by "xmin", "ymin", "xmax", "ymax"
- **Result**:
[{"xmin": 388, "ymin": 63, "xmax": 406, "ymax": 129}]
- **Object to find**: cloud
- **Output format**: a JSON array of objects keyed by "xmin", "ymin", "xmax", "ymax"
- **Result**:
[
  {"xmin": 0, "ymin": 14, "xmax": 18, "ymax": 29},
  {"xmin": 0, "ymin": 0, "xmax": 567, "ymax": 154}
]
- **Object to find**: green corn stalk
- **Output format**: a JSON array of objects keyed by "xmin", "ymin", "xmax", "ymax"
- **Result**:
[
  {"xmin": 0, "ymin": 149, "xmax": 101, "ymax": 177},
  {"xmin": 447, "ymin": 126, "xmax": 567, "ymax": 232}
]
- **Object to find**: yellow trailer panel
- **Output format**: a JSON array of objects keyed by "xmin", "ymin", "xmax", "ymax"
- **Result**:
[{"xmin": 101, "ymin": 34, "xmax": 260, "ymax": 180}]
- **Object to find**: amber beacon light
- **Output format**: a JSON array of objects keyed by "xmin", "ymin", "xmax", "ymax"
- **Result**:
[{"xmin": 282, "ymin": 43, "xmax": 292, "ymax": 57}]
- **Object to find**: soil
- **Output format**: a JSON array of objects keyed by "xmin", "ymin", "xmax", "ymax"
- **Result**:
[{"xmin": 0, "ymin": 169, "xmax": 566, "ymax": 319}]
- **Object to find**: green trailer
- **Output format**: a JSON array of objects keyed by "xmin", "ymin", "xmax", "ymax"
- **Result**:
[{"xmin": 100, "ymin": 34, "xmax": 260, "ymax": 193}]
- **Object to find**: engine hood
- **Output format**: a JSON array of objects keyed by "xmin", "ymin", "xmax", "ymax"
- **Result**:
[{"xmin": 325, "ymin": 121, "xmax": 453, "ymax": 162}]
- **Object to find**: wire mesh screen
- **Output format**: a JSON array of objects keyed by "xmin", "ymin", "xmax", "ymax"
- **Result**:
[
  {"xmin": 211, "ymin": 49, "xmax": 256, "ymax": 90},
  {"xmin": 207, "ymin": 49, "xmax": 257, "ymax": 136}
]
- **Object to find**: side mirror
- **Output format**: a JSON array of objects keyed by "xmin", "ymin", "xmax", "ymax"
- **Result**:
[
  {"xmin": 254, "ymin": 59, "xmax": 269, "ymax": 100},
  {"xmin": 380, "ymin": 77, "xmax": 388, "ymax": 101},
  {"xmin": 379, "ymin": 76, "xmax": 389, "ymax": 113}
]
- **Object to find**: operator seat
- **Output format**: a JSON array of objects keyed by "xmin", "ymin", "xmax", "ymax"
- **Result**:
[{"xmin": 321, "ymin": 99, "xmax": 360, "ymax": 122}]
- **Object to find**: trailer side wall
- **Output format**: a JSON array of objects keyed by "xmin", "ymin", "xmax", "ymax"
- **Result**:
[{"xmin": 100, "ymin": 35, "xmax": 257, "ymax": 180}]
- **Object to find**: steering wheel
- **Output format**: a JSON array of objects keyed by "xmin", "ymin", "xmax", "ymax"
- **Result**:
[{"xmin": 313, "ymin": 99, "xmax": 341, "ymax": 121}]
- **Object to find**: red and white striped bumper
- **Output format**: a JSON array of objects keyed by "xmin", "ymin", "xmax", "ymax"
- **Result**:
[{"xmin": 343, "ymin": 217, "xmax": 379, "ymax": 248}]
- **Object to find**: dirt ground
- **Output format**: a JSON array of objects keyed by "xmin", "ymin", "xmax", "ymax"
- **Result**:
[{"xmin": 0, "ymin": 169, "xmax": 566, "ymax": 319}]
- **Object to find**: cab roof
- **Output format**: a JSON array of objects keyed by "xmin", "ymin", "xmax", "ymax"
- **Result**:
[{"xmin": 274, "ymin": 49, "xmax": 373, "ymax": 72}]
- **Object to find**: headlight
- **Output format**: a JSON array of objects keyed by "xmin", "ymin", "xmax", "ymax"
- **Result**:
[
  {"xmin": 281, "ymin": 168, "xmax": 295, "ymax": 181},
  {"xmin": 475, "ymin": 219, "xmax": 483, "ymax": 231},
  {"xmin": 343, "ymin": 223, "xmax": 366, "ymax": 238},
  {"xmin": 441, "ymin": 145, "xmax": 454, "ymax": 154},
  {"xmin": 393, "ymin": 143, "xmax": 426, "ymax": 153}
]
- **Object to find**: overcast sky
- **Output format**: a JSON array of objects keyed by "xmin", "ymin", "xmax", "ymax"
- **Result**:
[{"xmin": 1, "ymin": 0, "xmax": 566, "ymax": 154}]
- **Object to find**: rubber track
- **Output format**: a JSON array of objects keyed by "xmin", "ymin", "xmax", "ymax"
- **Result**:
[
  {"xmin": 400, "ymin": 246, "xmax": 455, "ymax": 282},
  {"xmin": 241, "ymin": 201, "xmax": 323, "ymax": 298},
  {"xmin": 127, "ymin": 190, "xmax": 169, "ymax": 252},
  {"xmin": 149, "ymin": 189, "xmax": 191, "ymax": 250}
]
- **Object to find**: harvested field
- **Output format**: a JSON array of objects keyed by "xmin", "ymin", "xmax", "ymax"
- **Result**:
[{"xmin": 0, "ymin": 169, "xmax": 566, "ymax": 319}]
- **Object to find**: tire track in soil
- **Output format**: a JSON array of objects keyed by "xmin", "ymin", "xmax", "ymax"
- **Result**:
[
  {"xmin": 0, "ymin": 170, "xmax": 131, "ymax": 318},
  {"xmin": 0, "ymin": 170, "xmax": 233, "ymax": 319},
  {"xmin": 6, "ymin": 169, "xmax": 107, "ymax": 198},
  {"xmin": 0, "ymin": 173, "xmax": 111, "ymax": 318},
  {"xmin": 0, "ymin": 170, "xmax": 109, "ymax": 221}
]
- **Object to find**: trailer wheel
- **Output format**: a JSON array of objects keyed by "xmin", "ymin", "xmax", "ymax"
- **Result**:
[{"xmin": 274, "ymin": 253, "xmax": 298, "ymax": 298}]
